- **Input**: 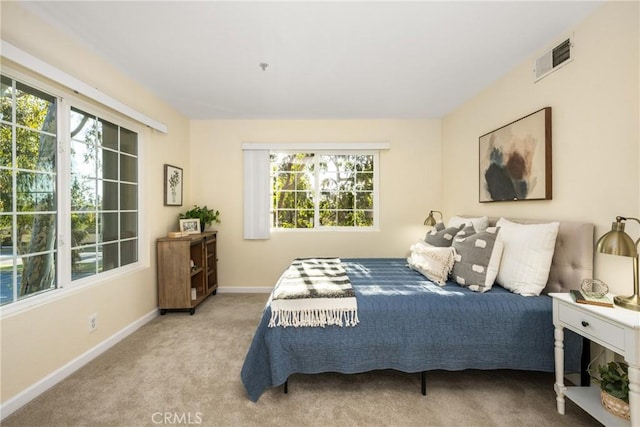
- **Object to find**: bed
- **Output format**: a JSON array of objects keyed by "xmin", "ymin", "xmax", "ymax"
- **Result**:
[{"xmin": 241, "ymin": 218, "xmax": 594, "ymax": 402}]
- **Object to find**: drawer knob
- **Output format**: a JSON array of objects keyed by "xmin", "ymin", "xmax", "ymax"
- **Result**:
[{"xmin": 581, "ymin": 320, "xmax": 589, "ymax": 327}]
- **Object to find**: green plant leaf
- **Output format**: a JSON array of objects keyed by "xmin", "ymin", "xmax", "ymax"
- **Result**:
[
  {"xmin": 593, "ymin": 361, "xmax": 629, "ymax": 403},
  {"xmin": 178, "ymin": 204, "xmax": 220, "ymax": 225}
]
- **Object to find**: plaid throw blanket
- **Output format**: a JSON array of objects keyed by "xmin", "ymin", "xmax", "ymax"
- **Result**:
[{"xmin": 268, "ymin": 258, "xmax": 359, "ymax": 328}]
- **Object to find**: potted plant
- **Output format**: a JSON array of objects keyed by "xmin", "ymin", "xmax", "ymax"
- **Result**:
[
  {"xmin": 591, "ymin": 361, "xmax": 630, "ymax": 420},
  {"xmin": 179, "ymin": 205, "xmax": 220, "ymax": 231}
]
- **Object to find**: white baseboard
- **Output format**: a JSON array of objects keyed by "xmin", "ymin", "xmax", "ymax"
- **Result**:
[
  {"xmin": 217, "ymin": 286, "xmax": 272, "ymax": 294},
  {"xmin": 0, "ymin": 308, "xmax": 158, "ymax": 421}
]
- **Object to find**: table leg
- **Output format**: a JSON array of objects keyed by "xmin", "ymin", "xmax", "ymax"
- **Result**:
[
  {"xmin": 554, "ymin": 325, "xmax": 566, "ymax": 415},
  {"xmin": 629, "ymin": 364, "xmax": 639, "ymax": 427}
]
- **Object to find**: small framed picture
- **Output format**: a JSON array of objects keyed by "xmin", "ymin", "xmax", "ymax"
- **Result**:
[
  {"xmin": 179, "ymin": 219, "xmax": 201, "ymax": 235},
  {"xmin": 164, "ymin": 164, "xmax": 183, "ymax": 206}
]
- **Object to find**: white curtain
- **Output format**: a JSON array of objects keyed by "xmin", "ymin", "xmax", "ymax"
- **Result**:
[{"xmin": 243, "ymin": 149, "xmax": 271, "ymax": 239}]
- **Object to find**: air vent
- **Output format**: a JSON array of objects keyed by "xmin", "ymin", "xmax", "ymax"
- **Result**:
[{"xmin": 534, "ymin": 37, "xmax": 573, "ymax": 82}]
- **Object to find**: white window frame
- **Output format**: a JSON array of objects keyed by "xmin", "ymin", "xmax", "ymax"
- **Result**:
[
  {"xmin": 0, "ymin": 67, "xmax": 148, "ymax": 317},
  {"xmin": 270, "ymin": 150, "xmax": 380, "ymax": 231}
]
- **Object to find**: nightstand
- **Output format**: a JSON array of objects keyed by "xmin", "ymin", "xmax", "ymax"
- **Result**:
[{"xmin": 550, "ymin": 292, "xmax": 640, "ymax": 427}]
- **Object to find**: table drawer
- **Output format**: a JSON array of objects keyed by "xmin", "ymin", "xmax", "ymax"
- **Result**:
[{"xmin": 557, "ymin": 303, "xmax": 625, "ymax": 352}]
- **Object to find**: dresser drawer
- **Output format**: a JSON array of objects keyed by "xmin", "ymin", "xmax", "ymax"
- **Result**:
[{"xmin": 557, "ymin": 302, "xmax": 625, "ymax": 352}]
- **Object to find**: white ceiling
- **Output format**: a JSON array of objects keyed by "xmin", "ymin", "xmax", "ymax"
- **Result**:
[{"xmin": 22, "ymin": 1, "xmax": 603, "ymax": 120}]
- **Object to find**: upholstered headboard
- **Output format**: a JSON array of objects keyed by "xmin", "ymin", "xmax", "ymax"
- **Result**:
[{"xmin": 482, "ymin": 217, "xmax": 594, "ymax": 294}]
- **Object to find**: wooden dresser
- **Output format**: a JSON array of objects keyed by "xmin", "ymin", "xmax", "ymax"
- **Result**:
[{"xmin": 157, "ymin": 231, "xmax": 218, "ymax": 315}]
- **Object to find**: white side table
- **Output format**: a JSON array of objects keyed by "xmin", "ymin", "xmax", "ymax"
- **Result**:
[{"xmin": 551, "ymin": 293, "xmax": 640, "ymax": 427}]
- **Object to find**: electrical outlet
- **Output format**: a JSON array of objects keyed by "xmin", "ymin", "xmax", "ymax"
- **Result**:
[{"xmin": 88, "ymin": 313, "xmax": 97, "ymax": 333}]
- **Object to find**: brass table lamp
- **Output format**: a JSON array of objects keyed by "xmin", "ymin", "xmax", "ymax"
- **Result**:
[
  {"xmin": 595, "ymin": 216, "xmax": 640, "ymax": 311},
  {"xmin": 423, "ymin": 210, "xmax": 443, "ymax": 226}
]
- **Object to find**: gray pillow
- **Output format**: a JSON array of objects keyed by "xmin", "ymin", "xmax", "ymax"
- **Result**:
[
  {"xmin": 456, "ymin": 224, "xmax": 476, "ymax": 239},
  {"xmin": 451, "ymin": 226, "xmax": 503, "ymax": 292},
  {"xmin": 425, "ymin": 223, "xmax": 464, "ymax": 247}
]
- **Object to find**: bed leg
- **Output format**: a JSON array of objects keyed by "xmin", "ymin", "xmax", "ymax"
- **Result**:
[
  {"xmin": 421, "ymin": 371, "xmax": 426, "ymax": 396},
  {"xmin": 283, "ymin": 379, "xmax": 288, "ymax": 394}
]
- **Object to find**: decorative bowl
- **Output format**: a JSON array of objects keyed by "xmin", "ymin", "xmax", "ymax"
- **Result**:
[{"xmin": 581, "ymin": 278, "xmax": 609, "ymax": 298}]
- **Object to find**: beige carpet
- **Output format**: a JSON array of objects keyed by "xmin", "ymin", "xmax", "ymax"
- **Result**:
[{"xmin": 4, "ymin": 293, "xmax": 601, "ymax": 427}]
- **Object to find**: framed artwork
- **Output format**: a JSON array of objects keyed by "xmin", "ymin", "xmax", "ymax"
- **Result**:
[
  {"xmin": 179, "ymin": 219, "xmax": 201, "ymax": 234},
  {"xmin": 479, "ymin": 107, "xmax": 552, "ymax": 202},
  {"xmin": 164, "ymin": 164, "xmax": 183, "ymax": 206}
]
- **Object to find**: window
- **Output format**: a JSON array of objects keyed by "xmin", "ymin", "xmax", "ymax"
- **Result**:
[
  {"xmin": 1, "ymin": 75, "xmax": 58, "ymax": 304},
  {"xmin": 270, "ymin": 152, "xmax": 377, "ymax": 229},
  {"xmin": 1, "ymin": 74, "xmax": 140, "ymax": 307},
  {"xmin": 69, "ymin": 107, "xmax": 138, "ymax": 281}
]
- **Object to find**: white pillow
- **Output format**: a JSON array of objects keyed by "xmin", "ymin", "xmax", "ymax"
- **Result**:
[
  {"xmin": 448, "ymin": 216, "xmax": 489, "ymax": 233},
  {"xmin": 407, "ymin": 242, "xmax": 456, "ymax": 286},
  {"xmin": 495, "ymin": 218, "xmax": 559, "ymax": 296}
]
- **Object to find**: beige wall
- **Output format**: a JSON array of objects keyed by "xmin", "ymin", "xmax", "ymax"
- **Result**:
[
  {"xmin": 441, "ymin": 1, "xmax": 639, "ymax": 295},
  {"xmin": 1, "ymin": 3, "xmax": 190, "ymax": 406},
  {"xmin": 190, "ymin": 119, "xmax": 441, "ymax": 287}
]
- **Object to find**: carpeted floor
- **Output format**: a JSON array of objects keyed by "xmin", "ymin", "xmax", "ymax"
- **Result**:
[{"xmin": 3, "ymin": 293, "xmax": 602, "ymax": 426}]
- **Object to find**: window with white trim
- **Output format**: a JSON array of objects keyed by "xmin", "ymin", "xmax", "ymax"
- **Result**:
[
  {"xmin": 69, "ymin": 107, "xmax": 138, "ymax": 281},
  {"xmin": 0, "ymin": 73, "xmax": 140, "ymax": 306},
  {"xmin": 270, "ymin": 151, "xmax": 377, "ymax": 229}
]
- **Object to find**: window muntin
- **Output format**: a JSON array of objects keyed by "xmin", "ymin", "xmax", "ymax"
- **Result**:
[
  {"xmin": 1, "ymin": 75, "xmax": 58, "ymax": 305},
  {"xmin": 1, "ymin": 73, "xmax": 141, "ymax": 307},
  {"xmin": 270, "ymin": 152, "xmax": 376, "ymax": 229}
]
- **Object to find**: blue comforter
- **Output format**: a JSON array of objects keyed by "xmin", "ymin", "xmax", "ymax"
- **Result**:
[{"xmin": 241, "ymin": 258, "xmax": 581, "ymax": 402}]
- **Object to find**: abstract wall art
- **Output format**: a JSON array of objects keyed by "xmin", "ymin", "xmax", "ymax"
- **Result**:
[{"xmin": 479, "ymin": 107, "xmax": 552, "ymax": 202}]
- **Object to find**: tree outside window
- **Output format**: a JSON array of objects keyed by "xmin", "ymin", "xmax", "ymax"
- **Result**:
[
  {"xmin": 270, "ymin": 152, "xmax": 375, "ymax": 229},
  {"xmin": 1, "ymin": 75, "xmax": 58, "ymax": 304}
]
